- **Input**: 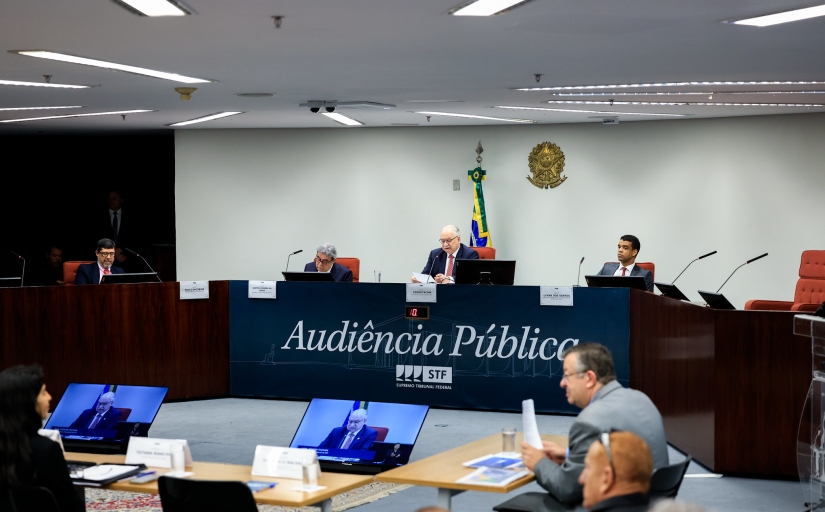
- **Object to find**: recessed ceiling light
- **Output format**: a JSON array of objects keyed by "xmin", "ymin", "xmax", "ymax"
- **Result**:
[
  {"xmin": 729, "ymin": 4, "xmax": 825, "ymax": 27},
  {"xmin": 321, "ymin": 112, "xmax": 364, "ymax": 126},
  {"xmin": 493, "ymin": 106, "xmax": 688, "ymax": 117},
  {"xmin": 168, "ymin": 111, "xmax": 243, "ymax": 127},
  {"xmin": 450, "ymin": 0, "xmax": 532, "ymax": 16},
  {"xmin": 545, "ymin": 100, "xmax": 825, "ymax": 107},
  {"xmin": 10, "ymin": 51, "xmax": 212, "ymax": 84},
  {"xmin": 517, "ymin": 81, "xmax": 825, "ymax": 91},
  {"xmin": 0, "ymin": 106, "xmax": 82, "ymax": 111},
  {"xmin": 550, "ymin": 91, "xmax": 825, "ymax": 97},
  {"xmin": 404, "ymin": 100, "xmax": 464, "ymax": 104},
  {"xmin": 416, "ymin": 111, "xmax": 536, "ymax": 123},
  {"xmin": 235, "ymin": 93, "xmax": 276, "ymax": 98},
  {"xmin": 0, "ymin": 109, "xmax": 152, "ymax": 124},
  {"xmin": 337, "ymin": 101, "xmax": 395, "ymax": 109},
  {"xmin": 113, "ymin": 0, "xmax": 188, "ymax": 16},
  {"xmin": 0, "ymin": 79, "xmax": 92, "ymax": 89}
]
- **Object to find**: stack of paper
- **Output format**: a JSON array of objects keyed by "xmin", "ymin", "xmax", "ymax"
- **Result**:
[{"xmin": 456, "ymin": 467, "xmax": 529, "ymax": 486}]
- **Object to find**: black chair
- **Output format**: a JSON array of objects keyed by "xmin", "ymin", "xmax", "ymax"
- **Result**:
[
  {"xmin": 158, "ymin": 476, "xmax": 258, "ymax": 512},
  {"xmin": 3, "ymin": 486, "xmax": 61, "ymax": 512},
  {"xmin": 648, "ymin": 455, "xmax": 693, "ymax": 499},
  {"xmin": 494, "ymin": 492, "xmax": 581, "ymax": 512}
]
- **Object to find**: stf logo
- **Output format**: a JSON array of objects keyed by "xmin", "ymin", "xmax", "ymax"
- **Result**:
[{"xmin": 396, "ymin": 365, "xmax": 452, "ymax": 384}]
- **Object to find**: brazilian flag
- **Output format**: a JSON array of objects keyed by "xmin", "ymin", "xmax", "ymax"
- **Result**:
[{"xmin": 468, "ymin": 167, "xmax": 491, "ymax": 247}]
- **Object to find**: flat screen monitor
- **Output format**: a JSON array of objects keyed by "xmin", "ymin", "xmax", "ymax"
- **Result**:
[
  {"xmin": 290, "ymin": 398, "xmax": 429, "ymax": 474},
  {"xmin": 585, "ymin": 275, "xmax": 648, "ymax": 290},
  {"xmin": 0, "ymin": 277, "xmax": 22, "ymax": 288},
  {"xmin": 100, "ymin": 272, "xmax": 160, "ymax": 284},
  {"xmin": 698, "ymin": 290, "xmax": 736, "ymax": 310},
  {"xmin": 454, "ymin": 259, "xmax": 516, "ymax": 285},
  {"xmin": 654, "ymin": 282, "xmax": 691, "ymax": 301},
  {"xmin": 44, "ymin": 383, "xmax": 168, "ymax": 454},
  {"xmin": 282, "ymin": 271, "xmax": 335, "ymax": 282}
]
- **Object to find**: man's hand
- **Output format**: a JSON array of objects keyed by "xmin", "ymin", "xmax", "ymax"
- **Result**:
[
  {"xmin": 542, "ymin": 441, "xmax": 566, "ymax": 464},
  {"xmin": 434, "ymin": 273, "xmax": 446, "ymax": 284},
  {"xmin": 115, "ymin": 247, "xmax": 127, "ymax": 263},
  {"xmin": 57, "ymin": 280, "xmax": 65, "ymax": 286},
  {"xmin": 521, "ymin": 441, "xmax": 550, "ymax": 471},
  {"xmin": 411, "ymin": 275, "xmax": 420, "ymax": 283}
]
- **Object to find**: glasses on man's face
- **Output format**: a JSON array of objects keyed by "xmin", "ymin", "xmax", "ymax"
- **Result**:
[
  {"xmin": 438, "ymin": 236, "xmax": 458, "ymax": 245},
  {"xmin": 600, "ymin": 432, "xmax": 616, "ymax": 477},
  {"xmin": 314, "ymin": 256, "xmax": 333, "ymax": 265},
  {"xmin": 99, "ymin": 252, "xmax": 115, "ymax": 259},
  {"xmin": 348, "ymin": 418, "xmax": 365, "ymax": 425},
  {"xmin": 560, "ymin": 371, "xmax": 585, "ymax": 382}
]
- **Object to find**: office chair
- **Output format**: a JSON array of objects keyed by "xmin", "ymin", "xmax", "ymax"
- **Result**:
[
  {"xmin": 648, "ymin": 455, "xmax": 693, "ymax": 499},
  {"xmin": 4, "ymin": 485, "xmax": 61, "ymax": 512},
  {"xmin": 158, "ymin": 476, "xmax": 258, "ymax": 512}
]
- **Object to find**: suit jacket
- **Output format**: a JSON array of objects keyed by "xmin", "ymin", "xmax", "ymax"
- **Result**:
[
  {"xmin": 421, "ymin": 244, "xmax": 479, "ymax": 278},
  {"xmin": 29, "ymin": 434, "xmax": 87, "ymax": 512},
  {"xmin": 597, "ymin": 263, "xmax": 654, "ymax": 292},
  {"xmin": 303, "ymin": 262, "xmax": 353, "ymax": 282},
  {"xmin": 533, "ymin": 380, "xmax": 668, "ymax": 504},
  {"xmin": 68, "ymin": 407, "xmax": 122, "ymax": 430},
  {"xmin": 317, "ymin": 426, "xmax": 378, "ymax": 451},
  {"xmin": 590, "ymin": 493, "xmax": 650, "ymax": 512},
  {"xmin": 73, "ymin": 263, "xmax": 125, "ymax": 285}
]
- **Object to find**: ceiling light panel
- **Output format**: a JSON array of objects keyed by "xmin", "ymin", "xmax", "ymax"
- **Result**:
[
  {"xmin": 417, "ymin": 111, "xmax": 536, "ymax": 123},
  {"xmin": 0, "ymin": 79, "xmax": 91, "ymax": 89},
  {"xmin": 0, "ymin": 106, "xmax": 81, "ymax": 111},
  {"xmin": 730, "ymin": 4, "xmax": 825, "ymax": 27},
  {"xmin": 550, "ymin": 91, "xmax": 825, "ymax": 97},
  {"xmin": 11, "ymin": 51, "xmax": 212, "ymax": 84},
  {"xmin": 321, "ymin": 112, "xmax": 363, "ymax": 126},
  {"xmin": 518, "ymin": 81, "xmax": 825, "ymax": 91},
  {"xmin": 168, "ymin": 112, "xmax": 243, "ymax": 127},
  {"xmin": 0, "ymin": 109, "xmax": 152, "ymax": 123},
  {"xmin": 114, "ymin": 0, "xmax": 188, "ymax": 16},
  {"xmin": 545, "ymin": 100, "xmax": 825, "ymax": 107},
  {"xmin": 494, "ymin": 106, "xmax": 688, "ymax": 117},
  {"xmin": 450, "ymin": 0, "xmax": 531, "ymax": 16}
]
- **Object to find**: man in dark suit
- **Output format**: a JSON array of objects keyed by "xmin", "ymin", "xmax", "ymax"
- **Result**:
[
  {"xmin": 414, "ymin": 225, "xmax": 478, "ymax": 284},
  {"xmin": 317, "ymin": 409, "xmax": 378, "ymax": 451},
  {"xmin": 303, "ymin": 243, "xmax": 353, "ymax": 282},
  {"xmin": 74, "ymin": 238, "xmax": 125, "ymax": 285},
  {"xmin": 69, "ymin": 392, "xmax": 122, "ymax": 430},
  {"xmin": 596, "ymin": 235, "xmax": 653, "ymax": 292}
]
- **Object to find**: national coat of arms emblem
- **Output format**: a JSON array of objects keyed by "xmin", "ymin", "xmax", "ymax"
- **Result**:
[{"xmin": 527, "ymin": 141, "xmax": 567, "ymax": 189}]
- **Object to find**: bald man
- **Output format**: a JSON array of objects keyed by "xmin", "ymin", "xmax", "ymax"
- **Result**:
[
  {"xmin": 414, "ymin": 225, "xmax": 478, "ymax": 284},
  {"xmin": 578, "ymin": 431, "xmax": 653, "ymax": 512}
]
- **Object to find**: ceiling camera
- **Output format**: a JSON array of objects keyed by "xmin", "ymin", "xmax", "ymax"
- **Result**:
[
  {"xmin": 325, "ymin": 106, "xmax": 335, "ymax": 113},
  {"xmin": 310, "ymin": 107, "xmax": 320, "ymax": 113}
]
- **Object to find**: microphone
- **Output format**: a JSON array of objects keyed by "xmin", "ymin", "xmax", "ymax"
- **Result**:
[
  {"xmin": 716, "ymin": 253, "xmax": 768, "ymax": 293},
  {"xmin": 9, "ymin": 250, "xmax": 25, "ymax": 287},
  {"xmin": 286, "ymin": 249, "xmax": 303, "ymax": 272},
  {"xmin": 671, "ymin": 250, "xmax": 717, "ymax": 284},
  {"xmin": 576, "ymin": 257, "xmax": 585, "ymax": 286},
  {"xmin": 124, "ymin": 248, "xmax": 160, "ymax": 281}
]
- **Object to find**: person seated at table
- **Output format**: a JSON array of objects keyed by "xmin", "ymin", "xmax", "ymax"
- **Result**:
[
  {"xmin": 303, "ymin": 244, "xmax": 352, "ymax": 282},
  {"xmin": 520, "ymin": 343, "xmax": 668, "ymax": 504},
  {"xmin": 578, "ymin": 431, "xmax": 653, "ymax": 512},
  {"xmin": 317, "ymin": 409, "xmax": 377, "ymax": 450},
  {"xmin": 74, "ymin": 238, "xmax": 125, "ymax": 285},
  {"xmin": 412, "ymin": 225, "xmax": 478, "ymax": 284},
  {"xmin": 69, "ymin": 392, "xmax": 121, "ymax": 431},
  {"xmin": 596, "ymin": 235, "xmax": 653, "ymax": 291},
  {"xmin": 0, "ymin": 364, "xmax": 86, "ymax": 512},
  {"xmin": 33, "ymin": 244, "xmax": 65, "ymax": 286}
]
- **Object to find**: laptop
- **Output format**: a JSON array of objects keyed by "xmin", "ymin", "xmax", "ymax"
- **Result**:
[
  {"xmin": 282, "ymin": 271, "xmax": 335, "ymax": 282},
  {"xmin": 290, "ymin": 398, "xmax": 429, "ymax": 475},
  {"xmin": 585, "ymin": 275, "xmax": 648, "ymax": 290},
  {"xmin": 698, "ymin": 290, "xmax": 736, "ymax": 310},
  {"xmin": 100, "ymin": 272, "xmax": 161, "ymax": 284},
  {"xmin": 454, "ymin": 259, "xmax": 516, "ymax": 285},
  {"xmin": 44, "ymin": 383, "xmax": 169, "ymax": 454}
]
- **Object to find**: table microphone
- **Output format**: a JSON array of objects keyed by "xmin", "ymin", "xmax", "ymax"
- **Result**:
[
  {"xmin": 286, "ymin": 249, "xmax": 303, "ymax": 271},
  {"xmin": 671, "ymin": 250, "xmax": 717, "ymax": 284},
  {"xmin": 576, "ymin": 257, "xmax": 585, "ymax": 286},
  {"xmin": 716, "ymin": 253, "xmax": 768, "ymax": 293},
  {"xmin": 124, "ymin": 248, "xmax": 161, "ymax": 281},
  {"xmin": 9, "ymin": 250, "xmax": 25, "ymax": 287}
]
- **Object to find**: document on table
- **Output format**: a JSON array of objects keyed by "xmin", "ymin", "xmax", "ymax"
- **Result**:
[
  {"xmin": 463, "ymin": 453, "xmax": 524, "ymax": 469},
  {"xmin": 522, "ymin": 399, "xmax": 543, "ymax": 449},
  {"xmin": 411, "ymin": 273, "xmax": 435, "ymax": 283},
  {"xmin": 80, "ymin": 465, "xmax": 141, "ymax": 481},
  {"xmin": 456, "ymin": 467, "xmax": 529, "ymax": 486}
]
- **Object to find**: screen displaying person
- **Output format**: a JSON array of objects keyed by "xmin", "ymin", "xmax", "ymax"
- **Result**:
[
  {"xmin": 317, "ymin": 408, "xmax": 377, "ymax": 450},
  {"xmin": 69, "ymin": 391, "xmax": 122, "ymax": 430}
]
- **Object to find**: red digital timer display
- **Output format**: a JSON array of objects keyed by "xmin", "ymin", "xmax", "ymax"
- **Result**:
[{"xmin": 404, "ymin": 306, "xmax": 430, "ymax": 320}]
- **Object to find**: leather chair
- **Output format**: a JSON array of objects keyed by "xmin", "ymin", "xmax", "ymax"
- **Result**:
[
  {"xmin": 3, "ymin": 486, "xmax": 61, "ymax": 512},
  {"xmin": 745, "ymin": 250, "xmax": 825, "ymax": 312},
  {"xmin": 115, "ymin": 408, "xmax": 132, "ymax": 421},
  {"xmin": 63, "ymin": 261, "xmax": 94, "ymax": 286},
  {"xmin": 472, "ymin": 246, "xmax": 496, "ymax": 260},
  {"xmin": 604, "ymin": 262, "xmax": 655, "ymax": 281},
  {"xmin": 335, "ymin": 257, "xmax": 360, "ymax": 282},
  {"xmin": 158, "ymin": 476, "xmax": 258, "ymax": 512},
  {"xmin": 648, "ymin": 455, "xmax": 692, "ymax": 500},
  {"xmin": 369, "ymin": 426, "xmax": 389, "ymax": 442}
]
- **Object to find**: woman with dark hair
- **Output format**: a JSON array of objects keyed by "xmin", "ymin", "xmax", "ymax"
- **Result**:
[{"xmin": 0, "ymin": 365, "xmax": 85, "ymax": 512}]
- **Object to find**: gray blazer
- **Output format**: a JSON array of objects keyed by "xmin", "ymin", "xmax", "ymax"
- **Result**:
[
  {"xmin": 597, "ymin": 263, "xmax": 654, "ymax": 292},
  {"xmin": 534, "ymin": 380, "xmax": 669, "ymax": 504}
]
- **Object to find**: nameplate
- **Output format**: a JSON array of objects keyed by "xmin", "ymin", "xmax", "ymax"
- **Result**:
[
  {"xmin": 540, "ymin": 286, "xmax": 574, "ymax": 306},
  {"xmin": 180, "ymin": 281, "xmax": 209, "ymax": 300},
  {"xmin": 125, "ymin": 438, "xmax": 193, "ymax": 468},
  {"xmin": 251, "ymin": 445, "xmax": 318, "ymax": 480},
  {"xmin": 248, "ymin": 281, "xmax": 277, "ymax": 299},
  {"xmin": 406, "ymin": 283, "xmax": 437, "ymax": 303}
]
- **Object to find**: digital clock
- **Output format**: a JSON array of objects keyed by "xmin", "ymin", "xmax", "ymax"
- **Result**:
[{"xmin": 404, "ymin": 305, "xmax": 430, "ymax": 320}]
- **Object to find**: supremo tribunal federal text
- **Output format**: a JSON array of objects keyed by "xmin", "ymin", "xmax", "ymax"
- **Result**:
[{"xmin": 280, "ymin": 321, "xmax": 579, "ymax": 360}]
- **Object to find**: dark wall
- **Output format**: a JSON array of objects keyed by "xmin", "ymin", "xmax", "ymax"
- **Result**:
[{"xmin": 0, "ymin": 132, "xmax": 175, "ymax": 283}]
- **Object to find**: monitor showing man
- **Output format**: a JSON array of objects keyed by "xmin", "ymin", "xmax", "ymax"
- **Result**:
[
  {"xmin": 74, "ymin": 238, "xmax": 125, "ymax": 285},
  {"xmin": 68, "ymin": 392, "xmax": 121, "ymax": 430},
  {"xmin": 317, "ymin": 408, "xmax": 377, "ymax": 450},
  {"xmin": 579, "ymin": 431, "xmax": 653, "ymax": 512},
  {"xmin": 413, "ymin": 225, "xmax": 478, "ymax": 284},
  {"xmin": 596, "ymin": 235, "xmax": 653, "ymax": 291},
  {"xmin": 303, "ymin": 243, "xmax": 353, "ymax": 282}
]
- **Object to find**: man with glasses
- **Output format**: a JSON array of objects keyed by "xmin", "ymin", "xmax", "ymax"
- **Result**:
[
  {"xmin": 412, "ymin": 225, "xmax": 478, "ymax": 284},
  {"xmin": 518, "ymin": 342, "xmax": 667, "ymax": 505},
  {"xmin": 578, "ymin": 431, "xmax": 653, "ymax": 512},
  {"xmin": 317, "ymin": 409, "xmax": 377, "ymax": 451},
  {"xmin": 303, "ymin": 243, "xmax": 353, "ymax": 282},
  {"xmin": 74, "ymin": 238, "xmax": 125, "ymax": 285}
]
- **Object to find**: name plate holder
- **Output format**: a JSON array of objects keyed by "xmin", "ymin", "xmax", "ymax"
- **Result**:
[
  {"xmin": 251, "ymin": 445, "xmax": 320, "ymax": 481},
  {"xmin": 180, "ymin": 281, "xmax": 209, "ymax": 300},
  {"xmin": 540, "ymin": 286, "xmax": 574, "ymax": 306},
  {"xmin": 125, "ymin": 437, "xmax": 193, "ymax": 469},
  {"xmin": 406, "ymin": 283, "xmax": 437, "ymax": 303},
  {"xmin": 249, "ymin": 281, "xmax": 277, "ymax": 299}
]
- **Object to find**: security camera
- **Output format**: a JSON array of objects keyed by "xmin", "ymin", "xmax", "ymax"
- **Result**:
[
  {"xmin": 325, "ymin": 106, "xmax": 335, "ymax": 113},
  {"xmin": 310, "ymin": 107, "xmax": 320, "ymax": 113}
]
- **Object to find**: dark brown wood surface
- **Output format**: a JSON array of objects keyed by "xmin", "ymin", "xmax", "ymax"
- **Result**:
[{"xmin": 0, "ymin": 281, "xmax": 229, "ymax": 403}]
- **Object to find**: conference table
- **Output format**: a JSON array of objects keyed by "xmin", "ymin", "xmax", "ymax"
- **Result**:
[
  {"xmin": 376, "ymin": 432, "xmax": 568, "ymax": 510},
  {"xmin": 66, "ymin": 452, "xmax": 373, "ymax": 511}
]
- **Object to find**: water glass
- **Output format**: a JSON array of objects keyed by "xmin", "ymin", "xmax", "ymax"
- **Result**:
[
  {"xmin": 302, "ymin": 460, "xmax": 318, "ymax": 488},
  {"xmin": 171, "ymin": 444, "xmax": 185, "ymax": 474},
  {"xmin": 502, "ymin": 427, "xmax": 517, "ymax": 454}
]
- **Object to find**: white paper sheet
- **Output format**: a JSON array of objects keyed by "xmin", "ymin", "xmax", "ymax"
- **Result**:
[
  {"xmin": 81, "ymin": 464, "xmax": 140, "ymax": 481},
  {"xmin": 522, "ymin": 399, "xmax": 543, "ymax": 449},
  {"xmin": 411, "ymin": 273, "xmax": 435, "ymax": 284}
]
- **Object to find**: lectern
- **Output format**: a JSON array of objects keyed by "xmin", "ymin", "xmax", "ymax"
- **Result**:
[{"xmin": 796, "ymin": 314, "xmax": 825, "ymax": 510}]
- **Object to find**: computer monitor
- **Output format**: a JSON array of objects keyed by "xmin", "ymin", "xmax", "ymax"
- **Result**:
[
  {"xmin": 654, "ymin": 282, "xmax": 691, "ymax": 301},
  {"xmin": 698, "ymin": 290, "xmax": 736, "ymax": 310},
  {"xmin": 585, "ymin": 275, "xmax": 648, "ymax": 290},
  {"xmin": 100, "ymin": 272, "xmax": 160, "ymax": 284},
  {"xmin": 44, "ymin": 383, "xmax": 168, "ymax": 454},
  {"xmin": 0, "ymin": 277, "xmax": 22, "ymax": 288},
  {"xmin": 290, "ymin": 398, "xmax": 429, "ymax": 474},
  {"xmin": 282, "ymin": 271, "xmax": 335, "ymax": 282},
  {"xmin": 454, "ymin": 259, "xmax": 516, "ymax": 285}
]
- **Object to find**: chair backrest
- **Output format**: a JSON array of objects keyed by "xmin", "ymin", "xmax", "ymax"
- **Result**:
[
  {"xmin": 472, "ymin": 247, "xmax": 496, "ymax": 260},
  {"xmin": 795, "ymin": 250, "xmax": 825, "ymax": 304},
  {"xmin": 604, "ymin": 262, "xmax": 655, "ymax": 282},
  {"xmin": 336, "ymin": 257, "xmax": 360, "ymax": 282},
  {"xmin": 7, "ymin": 486, "xmax": 61, "ymax": 512},
  {"xmin": 116, "ymin": 408, "xmax": 132, "ymax": 421},
  {"xmin": 63, "ymin": 261, "xmax": 94, "ymax": 285},
  {"xmin": 369, "ymin": 426, "xmax": 389, "ymax": 442},
  {"xmin": 648, "ymin": 455, "xmax": 692, "ymax": 499},
  {"xmin": 158, "ymin": 476, "xmax": 258, "ymax": 512}
]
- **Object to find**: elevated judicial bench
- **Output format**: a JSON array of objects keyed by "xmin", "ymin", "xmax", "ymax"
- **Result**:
[{"xmin": 0, "ymin": 282, "xmax": 810, "ymax": 478}]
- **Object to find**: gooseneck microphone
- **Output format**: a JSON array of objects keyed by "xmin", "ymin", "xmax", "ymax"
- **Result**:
[
  {"xmin": 671, "ymin": 250, "xmax": 717, "ymax": 284},
  {"xmin": 286, "ymin": 249, "xmax": 303, "ymax": 272},
  {"xmin": 576, "ymin": 257, "xmax": 585, "ymax": 287},
  {"xmin": 123, "ymin": 248, "xmax": 160, "ymax": 281},
  {"xmin": 716, "ymin": 253, "xmax": 768, "ymax": 293},
  {"xmin": 9, "ymin": 250, "xmax": 25, "ymax": 287}
]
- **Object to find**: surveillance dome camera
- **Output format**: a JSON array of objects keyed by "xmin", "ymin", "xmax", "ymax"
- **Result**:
[
  {"xmin": 310, "ymin": 107, "xmax": 320, "ymax": 113},
  {"xmin": 325, "ymin": 106, "xmax": 335, "ymax": 113}
]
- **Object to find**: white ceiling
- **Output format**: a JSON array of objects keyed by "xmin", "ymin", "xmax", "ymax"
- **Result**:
[{"xmin": 1, "ymin": 0, "xmax": 824, "ymax": 132}]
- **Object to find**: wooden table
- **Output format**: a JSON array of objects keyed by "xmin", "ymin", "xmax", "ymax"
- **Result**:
[
  {"xmin": 376, "ymin": 433, "xmax": 567, "ymax": 510},
  {"xmin": 66, "ymin": 452, "xmax": 373, "ymax": 512}
]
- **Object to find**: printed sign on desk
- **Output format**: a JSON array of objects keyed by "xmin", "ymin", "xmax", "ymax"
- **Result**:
[
  {"xmin": 180, "ymin": 281, "xmax": 209, "ymax": 300},
  {"xmin": 406, "ymin": 283, "xmax": 437, "ymax": 303},
  {"xmin": 251, "ymin": 445, "xmax": 317, "ymax": 480},
  {"xmin": 125, "ymin": 438, "xmax": 193, "ymax": 468},
  {"xmin": 248, "ymin": 281, "xmax": 277, "ymax": 299},
  {"xmin": 540, "ymin": 286, "xmax": 574, "ymax": 306}
]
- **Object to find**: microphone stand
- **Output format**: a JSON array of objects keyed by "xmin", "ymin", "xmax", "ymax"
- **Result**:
[
  {"xmin": 285, "ymin": 250, "xmax": 303, "ymax": 272},
  {"xmin": 124, "ymin": 248, "xmax": 161, "ymax": 282},
  {"xmin": 575, "ymin": 257, "xmax": 584, "ymax": 287},
  {"xmin": 10, "ymin": 250, "xmax": 25, "ymax": 287}
]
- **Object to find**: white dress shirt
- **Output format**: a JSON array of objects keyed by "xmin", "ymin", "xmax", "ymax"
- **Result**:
[
  {"xmin": 613, "ymin": 262, "xmax": 636, "ymax": 276},
  {"xmin": 339, "ymin": 426, "xmax": 363, "ymax": 448}
]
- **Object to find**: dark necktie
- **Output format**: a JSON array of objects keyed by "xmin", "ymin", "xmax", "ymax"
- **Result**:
[
  {"xmin": 111, "ymin": 211, "xmax": 119, "ymax": 240},
  {"xmin": 446, "ymin": 255, "xmax": 455, "ymax": 277},
  {"xmin": 341, "ymin": 432, "xmax": 354, "ymax": 449},
  {"xmin": 621, "ymin": 266, "xmax": 627, "ymax": 276}
]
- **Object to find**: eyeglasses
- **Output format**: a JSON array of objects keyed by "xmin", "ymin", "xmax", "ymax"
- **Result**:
[
  {"xmin": 600, "ymin": 432, "xmax": 617, "ymax": 477},
  {"xmin": 98, "ymin": 252, "xmax": 115, "ymax": 258},
  {"xmin": 560, "ymin": 371, "xmax": 585, "ymax": 382},
  {"xmin": 438, "ymin": 236, "xmax": 458, "ymax": 244},
  {"xmin": 314, "ymin": 256, "xmax": 333, "ymax": 265}
]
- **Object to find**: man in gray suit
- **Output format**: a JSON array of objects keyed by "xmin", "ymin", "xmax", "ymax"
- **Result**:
[
  {"xmin": 520, "ymin": 343, "xmax": 668, "ymax": 505},
  {"xmin": 597, "ymin": 235, "xmax": 653, "ymax": 292}
]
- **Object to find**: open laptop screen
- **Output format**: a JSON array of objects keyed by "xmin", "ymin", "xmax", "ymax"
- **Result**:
[
  {"xmin": 290, "ymin": 399, "xmax": 429, "ymax": 469},
  {"xmin": 45, "ymin": 383, "xmax": 168, "ymax": 443}
]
